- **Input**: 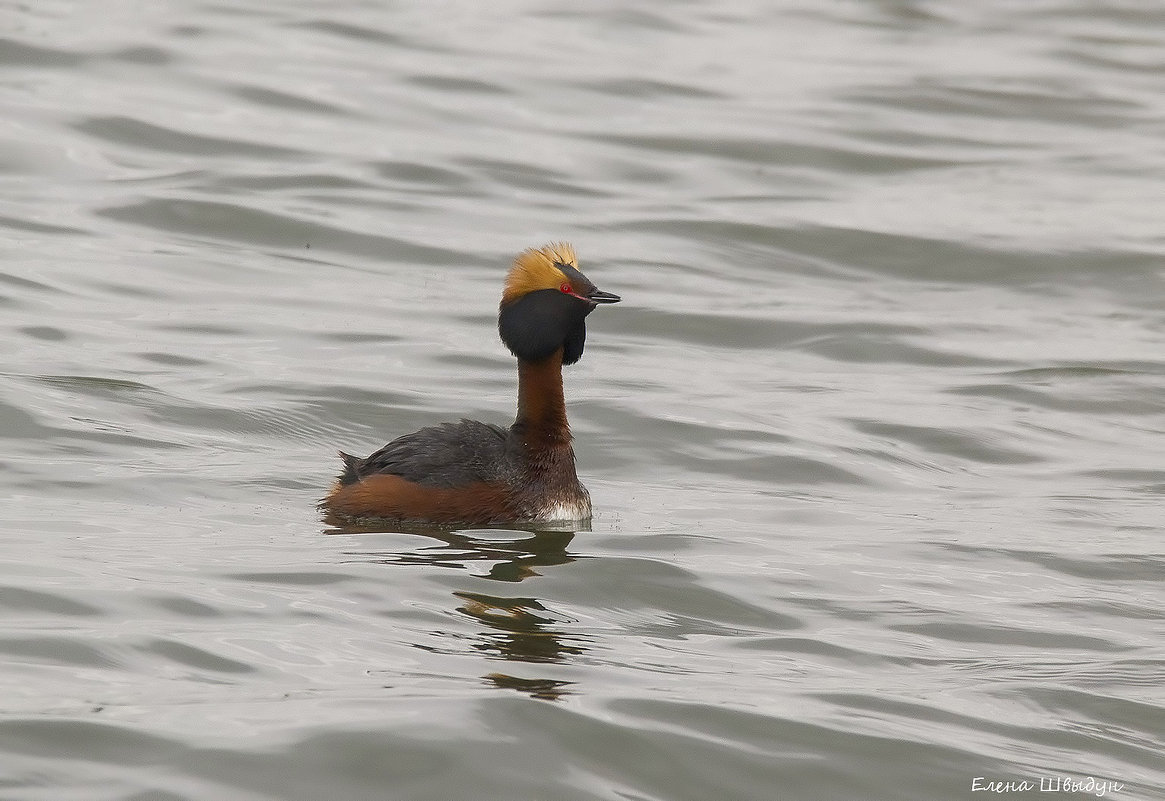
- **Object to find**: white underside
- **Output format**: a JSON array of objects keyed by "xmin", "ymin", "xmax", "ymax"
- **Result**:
[{"xmin": 537, "ymin": 499, "xmax": 592, "ymax": 522}]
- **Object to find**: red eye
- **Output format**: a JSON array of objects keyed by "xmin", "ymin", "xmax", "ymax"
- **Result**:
[{"xmin": 560, "ymin": 282, "xmax": 572, "ymax": 294}]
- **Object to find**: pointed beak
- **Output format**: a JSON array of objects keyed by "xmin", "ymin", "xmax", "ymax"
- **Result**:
[{"xmin": 587, "ymin": 288, "xmax": 621, "ymax": 304}]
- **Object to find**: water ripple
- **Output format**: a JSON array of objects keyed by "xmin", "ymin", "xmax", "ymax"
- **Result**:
[
  {"xmin": 2, "ymin": 0, "xmax": 1163, "ymax": 798},
  {"xmin": 74, "ymin": 116, "xmax": 306, "ymax": 159}
]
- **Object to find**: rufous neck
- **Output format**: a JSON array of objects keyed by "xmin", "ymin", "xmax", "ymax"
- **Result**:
[{"xmin": 514, "ymin": 348, "xmax": 570, "ymax": 445}]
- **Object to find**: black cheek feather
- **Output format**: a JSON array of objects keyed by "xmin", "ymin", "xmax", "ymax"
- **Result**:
[
  {"xmin": 562, "ymin": 320, "xmax": 586, "ymax": 365},
  {"xmin": 499, "ymin": 289, "xmax": 590, "ymax": 364}
]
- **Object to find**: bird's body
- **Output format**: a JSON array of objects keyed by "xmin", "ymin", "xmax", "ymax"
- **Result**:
[{"xmin": 322, "ymin": 243, "xmax": 619, "ymax": 525}]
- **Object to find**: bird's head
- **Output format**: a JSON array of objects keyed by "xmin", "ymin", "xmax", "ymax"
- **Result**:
[{"xmin": 498, "ymin": 242, "xmax": 620, "ymax": 365}]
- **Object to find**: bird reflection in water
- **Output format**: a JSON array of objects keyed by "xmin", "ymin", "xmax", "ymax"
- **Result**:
[
  {"xmin": 455, "ymin": 590, "xmax": 585, "ymax": 663},
  {"xmin": 328, "ymin": 521, "xmax": 586, "ymax": 700}
]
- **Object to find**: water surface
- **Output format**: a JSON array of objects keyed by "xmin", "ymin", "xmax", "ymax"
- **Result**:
[{"xmin": 2, "ymin": 2, "xmax": 1163, "ymax": 799}]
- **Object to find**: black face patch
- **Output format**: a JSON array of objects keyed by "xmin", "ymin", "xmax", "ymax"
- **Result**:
[{"xmin": 499, "ymin": 288, "xmax": 594, "ymax": 364}]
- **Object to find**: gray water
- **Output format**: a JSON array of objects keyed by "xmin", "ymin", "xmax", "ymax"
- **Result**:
[{"xmin": 2, "ymin": 2, "xmax": 1163, "ymax": 799}]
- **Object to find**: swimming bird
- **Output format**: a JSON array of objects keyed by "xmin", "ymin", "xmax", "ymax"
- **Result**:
[{"xmin": 322, "ymin": 243, "xmax": 620, "ymax": 524}]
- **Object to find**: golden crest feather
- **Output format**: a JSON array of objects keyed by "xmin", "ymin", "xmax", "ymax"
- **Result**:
[{"xmin": 502, "ymin": 242, "xmax": 580, "ymax": 304}]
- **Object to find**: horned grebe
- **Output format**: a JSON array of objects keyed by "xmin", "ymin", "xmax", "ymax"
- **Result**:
[{"xmin": 322, "ymin": 243, "xmax": 620, "ymax": 524}]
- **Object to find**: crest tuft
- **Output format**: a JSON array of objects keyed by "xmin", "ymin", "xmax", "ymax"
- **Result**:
[{"xmin": 502, "ymin": 242, "xmax": 581, "ymax": 304}]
